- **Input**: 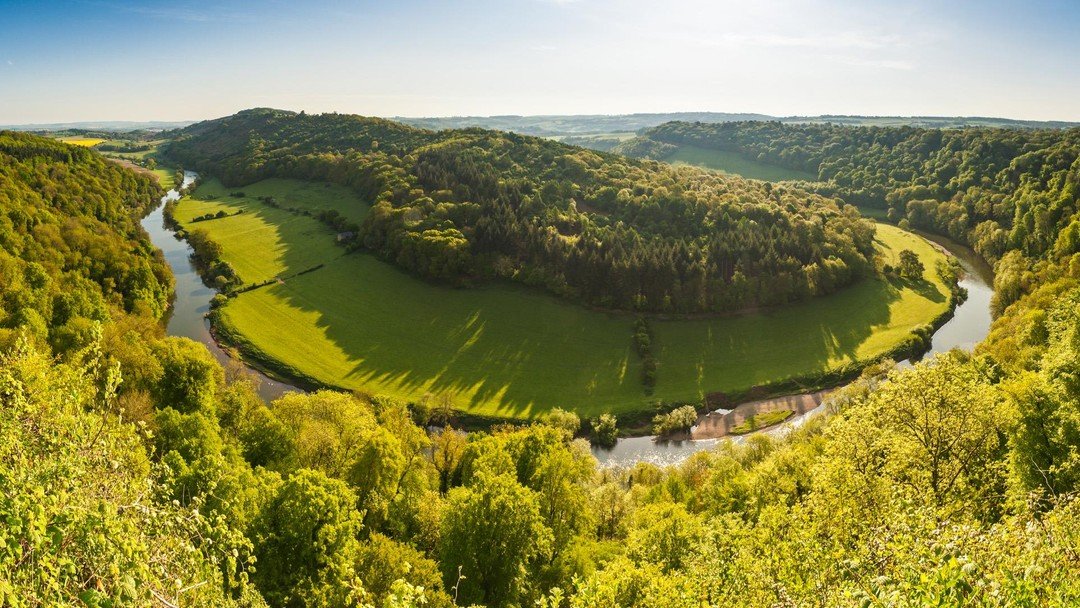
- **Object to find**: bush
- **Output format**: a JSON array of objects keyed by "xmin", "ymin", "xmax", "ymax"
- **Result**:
[
  {"xmin": 651, "ymin": 405, "xmax": 698, "ymax": 436},
  {"xmin": 591, "ymin": 414, "xmax": 618, "ymax": 447},
  {"xmin": 542, "ymin": 407, "xmax": 581, "ymax": 438}
]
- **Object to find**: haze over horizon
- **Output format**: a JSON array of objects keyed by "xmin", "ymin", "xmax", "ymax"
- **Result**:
[{"xmin": 2, "ymin": 0, "xmax": 1079, "ymax": 125}]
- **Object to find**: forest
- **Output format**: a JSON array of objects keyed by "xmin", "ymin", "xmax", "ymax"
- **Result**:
[
  {"xmin": 3, "ymin": 123, "xmax": 1080, "ymax": 607},
  {"xmin": 618, "ymin": 122, "xmax": 1080, "ymax": 312},
  {"xmin": 163, "ymin": 109, "xmax": 878, "ymax": 314}
]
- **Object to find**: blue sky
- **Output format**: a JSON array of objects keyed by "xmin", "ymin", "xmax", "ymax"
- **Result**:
[{"xmin": 1, "ymin": 0, "xmax": 1078, "ymax": 123}]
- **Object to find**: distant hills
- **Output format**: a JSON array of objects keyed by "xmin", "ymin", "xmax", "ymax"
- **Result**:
[
  {"xmin": 5, "ymin": 113, "xmax": 1076, "ymax": 137},
  {"xmin": 0, "ymin": 120, "xmax": 194, "ymax": 132},
  {"xmin": 394, "ymin": 112, "xmax": 1080, "ymax": 137}
]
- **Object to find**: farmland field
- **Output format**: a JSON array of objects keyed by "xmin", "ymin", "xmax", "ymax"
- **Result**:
[
  {"xmin": 177, "ymin": 178, "xmax": 952, "ymax": 420},
  {"xmin": 57, "ymin": 136, "xmax": 105, "ymax": 147},
  {"xmin": 664, "ymin": 145, "xmax": 818, "ymax": 181}
]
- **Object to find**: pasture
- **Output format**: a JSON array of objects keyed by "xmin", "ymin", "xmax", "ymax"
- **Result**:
[
  {"xmin": 664, "ymin": 145, "xmax": 818, "ymax": 181},
  {"xmin": 179, "ymin": 179, "xmax": 952, "ymax": 420}
]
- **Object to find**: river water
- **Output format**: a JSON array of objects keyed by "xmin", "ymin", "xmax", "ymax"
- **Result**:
[
  {"xmin": 590, "ymin": 233, "xmax": 996, "ymax": 467},
  {"xmin": 141, "ymin": 178, "xmax": 994, "ymax": 467},
  {"xmin": 142, "ymin": 172, "xmax": 297, "ymax": 401}
]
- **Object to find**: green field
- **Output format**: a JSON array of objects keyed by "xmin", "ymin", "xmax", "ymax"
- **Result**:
[
  {"xmin": 664, "ymin": 145, "xmax": 818, "ymax": 182},
  {"xmin": 58, "ymin": 136, "xmax": 105, "ymax": 147},
  {"xmin": 153, "ymin": 168, "xmax": 177, "ymax": 189},
  {"xmin": 178, "ymin": 178, "xmax": 951, "ymax": 420},
  {"xmin": 173, "ymin": 179, "xmax": 362, "ymax": 282}
]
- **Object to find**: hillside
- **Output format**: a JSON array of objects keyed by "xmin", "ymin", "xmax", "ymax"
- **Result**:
[
  {"xmin": 5, "ymin": 126, "xmax": 1080, "ymax": 606},
  {"xmin": 164, "ymin": 109, "xmax": 880, "ymax": 314},
  {"xmin": 0, "ymin": 131, "xmax": 172, "ymax": 349},
  {"xmin": 618, "ymin": 122, "xmax": 1080, "ymax": 294},
  {"xmin": 170, "ymin": 175, "xmax": 953, "ymax": 420},
  {"xmin": 394, "ymin": 112, "xmax": 1080, "ymax": 137}
]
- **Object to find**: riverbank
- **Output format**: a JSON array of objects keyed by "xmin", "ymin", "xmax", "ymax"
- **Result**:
[
  {"xmin": 591, "ymin": 229, "xmax": 995, "ymax": 466},
  {"xmin": 140, "ymin": 171, "xmax": 299, "ymax": 402},
  {"xmin": 141, "ymin": 172, "xmax": 990, "ymax": 466}
]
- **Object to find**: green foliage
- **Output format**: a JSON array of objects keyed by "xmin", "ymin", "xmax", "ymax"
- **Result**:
[
  {"xmin": 251, "ymin": 469, "xmax": 363, "ymax": 607},
  {"xmin": 151, "ymin": 336, "xmax": 225, "ymax": 413},
  {"xmin": 632, "ymin": 317, "xmax": 658, "ymax": 391},
  {"xmin": 354, "ymin": 534, "xmax": 451, "ymax": 608},
  {"xmin": 591, "ymin": 413, "xmax": 619, "ymax": 447},
  {"xmin": 651, "ymin": 405, "xmax": 697, "ymax": 436},
  {"xmin": 898, "ymin": 248, "xmax": 925, "ymax": 279},
  {"xmin": 0, "ymin": 337, "xmax": 260, "ymax": 607},
  {"xmin": 541, "ymin": 407, "xmax": 582, "ymax": 438},
  {"xmin": 165, "ymin": 109, "xmax": 879, "ymax": 314},
  {"xmin": 0, "ymin": 132, "xmax": 170, "ymax": 351},
  {"xmin": 439, "ymin": 471, "xmax": 552, "ymax": 606},
  {"xmin": 178, "ymin": 172, "xmax": 951, "ymax": 420},
  {"xmin": 623, "ymin": 121, "xmax": 1080, "ymax": 314},
  {"xmin": 11, "ymin": 119, "xmax": 1080, "ymax": 607}
]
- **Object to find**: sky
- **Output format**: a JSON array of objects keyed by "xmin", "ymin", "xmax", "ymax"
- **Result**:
[{"xmin": 1, "ymin": 0, "xmax": 1079, "ymax": 124}]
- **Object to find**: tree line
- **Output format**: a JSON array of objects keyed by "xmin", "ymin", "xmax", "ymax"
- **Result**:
[
  {"xmin": 163, "ymin": 109, "xmax": 878, "ymax": 313},
  {"xmin": 618, "ymin": 120, "xmax": 1080, "ymax": 314}
]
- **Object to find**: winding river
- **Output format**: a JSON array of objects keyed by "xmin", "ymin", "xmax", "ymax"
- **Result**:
[
  {"xmin": 143, "ymin": 172, "xmax": 297, "ymax": 401},
  {"xmin": 142, "ymin": 175, "xmax": 994, "ymax": 467}
]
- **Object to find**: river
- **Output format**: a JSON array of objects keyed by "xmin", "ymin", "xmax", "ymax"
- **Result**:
[
  {"xmin": 142, "ymin": 172, "xmax": 298, "ymax": 401},
  {"xmin": 142, "ymin": 178, "xmax": 994, "ymax": 467},
  {"xmin": 589, "ymin": 232, "xmax": 996, "ymax": 467}
]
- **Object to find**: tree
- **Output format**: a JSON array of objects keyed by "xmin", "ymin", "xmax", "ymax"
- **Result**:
[
  {"xmin": 591, "ymin": 413, "xmax": 619, "ymax": 447},
  {"xmin": 858, "ymin": 354, "xmax": 1005, "ymax": 512},
  {"xmin": 271, "ymin": 390, "xmax": 376, "ymax": 477},
  {"xmin": 354, "ymin": 533, "xmax": 452, "ymax": 608},
  {"xmin": 151, "ymin": 337, "xmax": 224, "ymax": 413},
  {"xmin": 541, "ymin": 407, "xmax": 581, "ymax": 439},
  {"xmin": 251, "ymin": 469, "xmax": 363, "ymax": 607},
  {"xmin": 439, "ymin": 472, "xmax": 552, "ymax": 606},
  {"xmin": 897, "ymin": 249, "xmax": 925, "ymax": 279}
]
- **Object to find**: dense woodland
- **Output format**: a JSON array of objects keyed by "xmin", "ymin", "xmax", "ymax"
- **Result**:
[
  {"xmin": 619, "ymin": 122, "xmax": 1080, "ymax": 313},
  {"xmin": 0, "ymin": 132, "xmax": 171, "ymax": 352},
  {"xmin": 164, "ymin": 109, "xmax": 878, "ymax": 313},
  {"xmin": 5, "ymin": 125, "xmax": 1080, "ymax": 606}
]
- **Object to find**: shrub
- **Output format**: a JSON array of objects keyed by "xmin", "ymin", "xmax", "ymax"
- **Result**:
[
  {"xmin": 651, "ymin": 405, "xmax": 698, "ymax": 436},
  {"xmin": 591, "ymin": 413, "xmax": 618, "ymax": 447},
  {"xmin": 542, "ymin": 407, "xmax": 581, "ymax": 438}
]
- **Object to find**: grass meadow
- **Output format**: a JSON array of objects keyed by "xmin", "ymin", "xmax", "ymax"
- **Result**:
[
  {"xmin": 177, "ymin": 178, "xmax": 951, "ymax": 420},
  {"xmin": 664, "ymin": 145, "xmax": 818, "ymax": 181}
]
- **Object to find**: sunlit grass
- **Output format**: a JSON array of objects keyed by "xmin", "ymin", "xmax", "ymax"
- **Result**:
[
  {"xmin": 180, "ymin": 179, "xmax": 951, "ymax": 420},
  {"xmin": 665, "ymin": 145, "xmax": 818, "ymax": 181},
  {"xmin": 58, "ymin": 136, "xmax": 105, "ymax": 147}
]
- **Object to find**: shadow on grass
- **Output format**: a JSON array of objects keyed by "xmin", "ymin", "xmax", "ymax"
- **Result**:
[
  {"xmin": 204, "ymin": 180, "xmax": 941, "ymax": 419},
  {"xmin": 889, "ymin": 274, "xmax": 946, "ymax": 304}
]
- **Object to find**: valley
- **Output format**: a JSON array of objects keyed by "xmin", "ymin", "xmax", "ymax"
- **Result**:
[
  {"xmin": 166, "ymin": 174, "xmax": 956, "ymax": 423},
  {"xmin": 7, "ymin": 0, "xmax": 1080, "ymax": 603}
]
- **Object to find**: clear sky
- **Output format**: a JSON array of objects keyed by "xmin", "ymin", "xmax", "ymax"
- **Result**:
[{"xmin": 1, "ymin": 0, "xmax": 1078, "ymax": 124}]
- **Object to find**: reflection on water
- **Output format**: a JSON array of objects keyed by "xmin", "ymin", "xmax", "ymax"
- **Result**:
[
  {"xmin": 920, "ymin": 232, "xmax": 995, "ymax": 356},
  {"xmin": 141, "ymin": 172, "xmax": 298, "ymax": 402},
  {"xmin": 592, "ymin": 232, "xmax": 995, "ymax": 467}
]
